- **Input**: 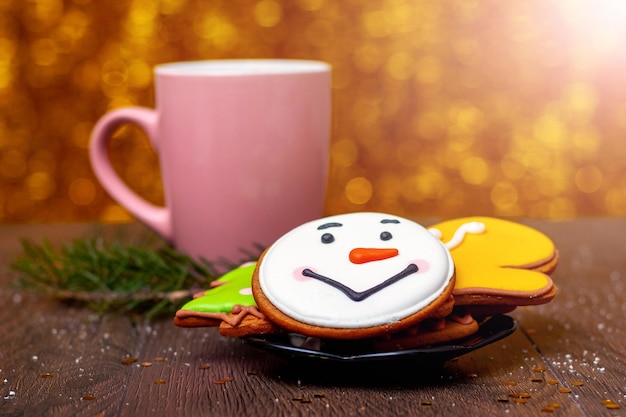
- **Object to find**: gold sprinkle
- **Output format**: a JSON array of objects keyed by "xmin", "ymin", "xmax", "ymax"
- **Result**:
[
  {"xmin": 559, "ymin": 388, "xmax": 572, "ymax": 393},
  {"xmin": 548, "ymin": 403, "xmax": 561, "ymax": 408},
  {"xmin": 154, "ymin": 357, "xmax": 166, "ymax": 362},
  {"xmin": 214, "ymin": 377, "xmax": 233, "ymax": 384},
  {"xmin": 519, "ymin": 393, "xmax": 532, "ymax": 398},
  {"xmin": 41, "ymin": 373, "xmax": 54, "ymax": 378},
  {"xmin": 515, "ymin": 398, "xmax": 528, "ymax": 404},
  {"xmin": 541, "ymin": 407, "xmax": 554, "ymax": 412},
  {"xmin": 292, "ymin": 397, "xmax": 313, "ymax": 404},
  {"xmin": 313, "ymin": 393, "xmax": 326, "ymax": 398},
  {"xmin": 572, "ymin": 381, "xmax": 585, "ymax": 386},
  {"xmin": 140, "ymin": 362, "xmax": 153, "ymax": 367},
  {"xmin": 421, "ymin": 401, "xmax": 433, "ymax": 406},
  {"xmin": 534, "ymin": 366, "xmax": 546, "ymax": 372},
  {"xmin": 199, "ymin": 363, "xmax": 211, "ymax": 369},
  {"xmin": 505, "ymin": 381, "xmax": 518, "ymax": 386},
  {"xmin": 154, "ymin": 379, "xmax": 167, "ymax": 384},
  {"xmin": 121, "ymin": 357, "xmax": 138, "ymax": 365},
  {"xmin": 547, "ymin": 379, "xmax": 559, "ymax": 385},
  {"xmin": 82, "ymin": 395, "xmax": 95, "ymax": 401}
]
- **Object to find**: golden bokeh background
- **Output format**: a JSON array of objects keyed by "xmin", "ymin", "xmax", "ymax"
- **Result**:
[{"xmin": 2, "ymin": 0, "xmax": 626, "ymax": 223}]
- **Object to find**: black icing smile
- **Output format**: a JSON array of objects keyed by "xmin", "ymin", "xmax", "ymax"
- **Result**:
[{"xmin": 301, "ymin": 264, "xmax": 419, "ymax": 302}]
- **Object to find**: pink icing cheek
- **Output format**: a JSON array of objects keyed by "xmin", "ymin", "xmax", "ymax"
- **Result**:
[
  {"xmin": 293, "ymin": 267, "xmax": 314, "ymax": 282},
  {"xmin": 412, "ymin": 259, "xmax": 430, "ymax": 273}
]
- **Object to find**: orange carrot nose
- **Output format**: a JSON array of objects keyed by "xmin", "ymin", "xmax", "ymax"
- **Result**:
[{"xmin": 349, "ymin": 247, "xmax": 399, "ymax": 264}]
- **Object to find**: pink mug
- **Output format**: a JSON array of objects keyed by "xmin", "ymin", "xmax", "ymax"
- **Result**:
[{"xmin": 90, "ymin": 59, "xmax": 331, "ymax": 266}]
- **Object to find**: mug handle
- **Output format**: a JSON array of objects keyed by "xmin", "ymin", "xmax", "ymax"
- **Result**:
[{"xmin": 89, "ymin": 107, "xmax": 172, "ymax": 241}]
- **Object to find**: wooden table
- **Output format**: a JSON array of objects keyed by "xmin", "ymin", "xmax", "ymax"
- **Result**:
[{"xmin": 1, "ymin": 218, "xmax": 625, "ymax": 416}]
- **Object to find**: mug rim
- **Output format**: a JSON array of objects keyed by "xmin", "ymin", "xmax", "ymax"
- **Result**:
[{"xmin": 155, "ymin": 59, "xmax": 330, "ymax": 76}]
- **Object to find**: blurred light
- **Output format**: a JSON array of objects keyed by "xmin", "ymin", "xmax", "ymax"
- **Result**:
[
  {"xmin": 395, "ymin": 139, "xmax": 421, "ymax": 168},
  {"xmin": 331, "ymin": 139, "xmax": 358, "ymax": 168},
  {"xmin": 575, "ymin": 165, "xmax": 603, "ymax": 194},
  {"xmin": 296, "ymin": 0, "xmax": 325, "ymax": 11},
  {"xmin": 353, "ymin": 44, "xmax": 383, "ymax": 74},
  {"xmin": 533, "ymin": 115, "xmax": 567, "ymax": 150},
  {"xmin": 127, "ymin": 61, "xmax": 152, "ymax": 89},
  {"xmin": 491, "ymin": 181, "xmax": 519, "ymax": 213},
  {"xmin": 30, "ymin": 38, "xmax": 58, "ymax": 66},
  {"xmin": 0, "ymin": 150, "xmax": 27, "ymax": 181},
  {"xmin": 159, "ymin": 0, "xmax": 188, "ymax": 15},
  {"xmin": 361, "ymin": 10, "xmax": 391, "ymax": 38},
  {"xmin": 345, "ymin": 176, "xmax": 373, "ymax": 205},
  {"xmin": 27, "ymin": 172, "xmax": 56, "ymax": 200},
  {"xmin": 69, "ymin": 178, "xmax": 96, "ymax": 205},
  {"xmin": 500, "ymin": 153, "xmax": 527, "ymax": 180},
  {"xmin": 402, "ymin": 171, "xmax": 449, "ymax": 203},
  {"xmin": 254, "ymin": 0, "xmax": 283, "ymax": 28},
  {"xmin": 414, "ymin": 56, "xmax": 441, "ymax": 85},
  {"xmin": 560, "ymin": 0, "xmax": 626, "ymax": 55},
  {"xmin": 100, "ymin": 204, "xmax": 134, "ymax": 222},
  {"xmin": 605, "ymin": 185, "xmax": 626, "ymax": 215},
  {"xmin": 305, "ymin": 20, "xmax": 334, "ymax": 48},
  {"xmin": 385, "ymin": 52, "xmax": 413, "ymax": 80},
  {"xmin": 193, "ymin": 13, "xmax": 238, "ymax": 50},
  {"xmin": 460, "ymin": 157, "xmax": 489, "ymax": 186},
  {"xmin": 2, "ymin": 0, "xmax": 626, "ymax": 222}
]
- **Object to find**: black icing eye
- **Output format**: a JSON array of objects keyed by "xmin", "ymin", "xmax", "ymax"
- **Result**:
[
  {"xmin": 380, "ymin": 231, "xmax": 393, "ymax": 241},
  {"xmin": 321, "ymin": 233, "xmax": 335, "ymax": 244}
]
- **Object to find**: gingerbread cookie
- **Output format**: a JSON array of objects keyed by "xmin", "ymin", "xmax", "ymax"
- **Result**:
[
  {"xmin": 252, "ymin": 212, "xmax": 456, "ymax": 340},
  {"xmin": 428, "ymin": 217, "xmax": 558, "ymax": 312},
  {"xmin": 174, "ymin": 213, "xmax": 559, "ymax": 351},
  {"xmin": 174, "ymin": 263, "xmax": 262, "ymax": 328},
  {"xmin": 371, "ymin": 314, "xmax": 479, "ymax": 351}
]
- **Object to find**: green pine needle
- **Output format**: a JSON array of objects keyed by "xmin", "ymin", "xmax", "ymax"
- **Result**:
[{"xmin": 11, "ymin": 234, "xmax": 260, "ymax": 319}]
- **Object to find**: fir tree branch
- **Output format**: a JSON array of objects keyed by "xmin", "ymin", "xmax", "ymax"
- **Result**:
[{"xmin": 10, "ymin": 234, "xmax": 263, "ymax": 319}]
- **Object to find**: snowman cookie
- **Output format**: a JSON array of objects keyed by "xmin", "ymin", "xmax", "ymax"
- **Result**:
[{"xmin": 252, "ymin": 212, "xmax": 457, "ymax": 340}]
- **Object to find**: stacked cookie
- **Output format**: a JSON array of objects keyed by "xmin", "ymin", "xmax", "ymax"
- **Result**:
[{"xmin": 175, "ymin": 213, "xmax": 558, "ymax": 350}]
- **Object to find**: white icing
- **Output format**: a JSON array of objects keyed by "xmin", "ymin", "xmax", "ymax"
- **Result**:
[
  {"xmin": 258, "ymin": 212, "xmax": 455, "ymax": 329},
  {"xmin": 429, "ymin": 228, "xmax": 442, "ymax": 239},
  {"xmin": 429, "ymin": 221, "xmax": 485, "ymax": 250}
]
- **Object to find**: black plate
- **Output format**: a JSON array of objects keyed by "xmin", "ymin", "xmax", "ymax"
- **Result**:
[{"xmin": 244, "ymin": 315, "xmax": 517, "ymax": 363}]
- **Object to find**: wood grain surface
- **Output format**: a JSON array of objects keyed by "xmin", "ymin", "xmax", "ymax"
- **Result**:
[{"xmin": 1, "ymin": 218, "xmax": 624, "ymax": 416}]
